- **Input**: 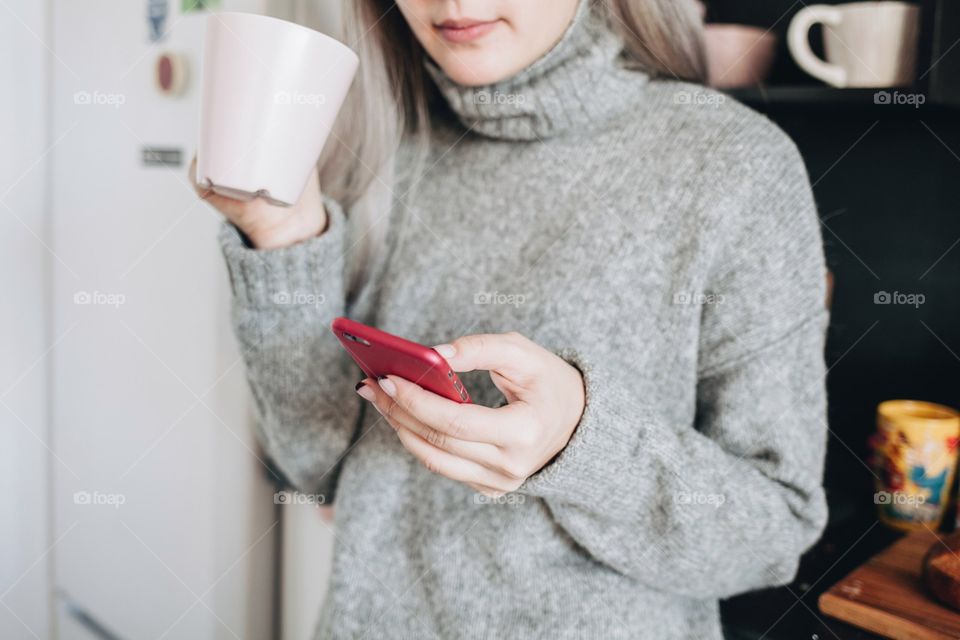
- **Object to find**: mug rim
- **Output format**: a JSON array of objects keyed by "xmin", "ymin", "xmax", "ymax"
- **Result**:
[
  {"xmin": 212, "ymin": 11, "xmax": 360, "ymax": 66},
  {"xmin": 877, "ymin": 399, "xmax": 960, "ymax": 423},
  {"xmin": 827, "ymin": 1, "xmax": 921, "ymax": 14}
]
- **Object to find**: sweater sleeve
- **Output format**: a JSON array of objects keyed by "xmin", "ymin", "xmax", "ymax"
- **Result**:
[
  {"xmin": 520, "ymin": 129, "xmax": 830, "ymax": 599},
  {"xmin": 219, "ymin": 196, "xmax": 365, "ymax": 502}
]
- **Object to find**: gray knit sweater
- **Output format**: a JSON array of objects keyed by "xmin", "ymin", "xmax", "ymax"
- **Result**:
[{"xmin": 219, "ymin": 5, "xmax": 829, "ymax": 639}]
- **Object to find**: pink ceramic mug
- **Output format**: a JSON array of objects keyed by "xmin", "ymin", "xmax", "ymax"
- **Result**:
[{"xmin": 197, "ymin": 13, "xmax": 359, "ymax": 206}]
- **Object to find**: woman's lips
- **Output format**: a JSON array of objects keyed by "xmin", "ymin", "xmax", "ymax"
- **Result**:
[{"xmin": 434, "ymin": 19, "xmax": 501, "ymax": 43}]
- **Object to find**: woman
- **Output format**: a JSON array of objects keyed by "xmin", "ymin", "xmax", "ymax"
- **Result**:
[{"xmin": 194, "ymin": 0, "xmax": 829, "ymax": 637}]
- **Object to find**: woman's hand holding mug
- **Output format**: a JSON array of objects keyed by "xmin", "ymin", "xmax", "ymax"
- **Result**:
[
  {"xmin": 189, "ymin": 156, "xmax": 327, "ymax": 250},
  {"xmin": 357, "ymin": 332, "xmax": 586, "ymax": 496},
  {"xmin": 192, "ymin": 12, "xmax": 357, "ymax": 247}
]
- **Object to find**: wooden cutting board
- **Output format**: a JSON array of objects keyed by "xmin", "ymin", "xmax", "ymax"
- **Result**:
[{"xmin": 819, "ymin": 529, "xmax": 960, "ymax": 639}]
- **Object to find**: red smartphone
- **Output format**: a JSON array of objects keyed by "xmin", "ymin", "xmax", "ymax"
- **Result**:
[{"xmin": 331, "ymin": 317, "xmax": 471, "ymax": 403}]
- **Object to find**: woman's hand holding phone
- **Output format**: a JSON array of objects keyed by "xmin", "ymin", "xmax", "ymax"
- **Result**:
[
  {"xmin": 189, "ymin": 156, "xmax": 328, "ymax": 250},
  {"xmin": 356, "ymin": 332, "xmax": 586, "ymax": 497}
]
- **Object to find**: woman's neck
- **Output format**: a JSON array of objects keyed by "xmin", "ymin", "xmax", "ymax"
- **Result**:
[{"xmin": 424, "ymin": 2, "xmax": 642, "ymax": 141}]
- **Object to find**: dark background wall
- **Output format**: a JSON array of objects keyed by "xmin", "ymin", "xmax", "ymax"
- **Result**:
[
  {"xmin": 709, "ymin": 2, "xmax": 960, "ymax": 637},
  {"xmin": 710, "ymin": 0, "xmax": 960, "ymax": 527},
  {"xmin": 780, "ymin": 107, "xmax": 960, "ymax": 520}
]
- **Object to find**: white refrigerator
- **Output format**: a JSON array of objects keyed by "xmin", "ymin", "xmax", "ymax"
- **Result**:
[{"xmin": 1, "ymin": 1, "xmax": 340, "ymax": 638}]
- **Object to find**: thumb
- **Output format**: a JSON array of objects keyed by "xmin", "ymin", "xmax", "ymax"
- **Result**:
[{"xmin": 434, "ymin": 333, "xmax": 532, "ymax": 378}]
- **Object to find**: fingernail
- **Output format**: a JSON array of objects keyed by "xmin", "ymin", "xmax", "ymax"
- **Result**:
[
  {"xmin": 356, "ymin": 385, "xmax": 376, "ymax": 402},
  {"xmin": 354, "ymin": 381, "xmax": 365, "ymax": 391},
  {"xmin": 433, "ymin": 344, "xmax": 455, "ymax": 358},
  {"xmin": 378, "ymin": 377, "xmax": 397, "ymax": 397}
]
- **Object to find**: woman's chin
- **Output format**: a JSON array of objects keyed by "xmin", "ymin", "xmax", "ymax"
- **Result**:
[{"xmin": 433, "ymin": 56, "xmax": 523, "ymax": 88}]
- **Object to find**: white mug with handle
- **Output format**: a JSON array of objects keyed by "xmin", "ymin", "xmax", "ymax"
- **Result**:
[{"xmin": 787, "ymin": 1, "xmax": 920, "ymax": 88}]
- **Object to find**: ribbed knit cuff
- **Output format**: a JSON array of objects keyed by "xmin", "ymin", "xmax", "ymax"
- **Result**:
[
  {"xmin": 218, "ymin": 195, "xmax": 348, "ymax": 309},
  {"xmin": 520, "ymin": 349, "xmax": 648, "ymax": 507}
]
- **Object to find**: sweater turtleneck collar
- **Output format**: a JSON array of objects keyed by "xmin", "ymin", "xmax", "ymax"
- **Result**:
[{"xmin": 424, "ymin": 0, "xmax": 643, "ymax": 141}]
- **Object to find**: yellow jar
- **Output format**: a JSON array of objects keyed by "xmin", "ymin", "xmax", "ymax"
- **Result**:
[{"xmin": 871, "ymin": 400, "xmax": 960, "ymax": 531}]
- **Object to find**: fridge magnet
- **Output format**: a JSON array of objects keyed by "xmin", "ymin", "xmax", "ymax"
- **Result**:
[
  {"xmin": 182, "ymin": 0, "xmax": 221, "ymax": 12},
  {"xmin": 147, "ymin": 0, "xmax": 169, "ymax": 42}
]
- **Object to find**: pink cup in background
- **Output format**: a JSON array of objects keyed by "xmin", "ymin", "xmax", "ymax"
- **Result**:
[
  {"xmin": 197, "ymin": 12, "xmax": 359, "ymax": 206},
  {"xmin": 704, "ymin": 24, "xmax": 778, "ymax": 89}
]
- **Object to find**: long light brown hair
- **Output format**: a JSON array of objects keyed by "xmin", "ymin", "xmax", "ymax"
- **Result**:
[{"xmin": 318, "ymin": 0, "xmax": 706, "ymax": 292}]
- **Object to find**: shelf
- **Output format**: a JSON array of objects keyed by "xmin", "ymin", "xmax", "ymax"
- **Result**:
[{"xmin": 725, "ymin": 85, "xmax": 958, "ymax": 111}]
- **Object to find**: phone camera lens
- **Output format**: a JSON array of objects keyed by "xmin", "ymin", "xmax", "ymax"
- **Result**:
[{"xmin": 343, "ymin": 332, "xmax": 370, "ymax": 346}]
